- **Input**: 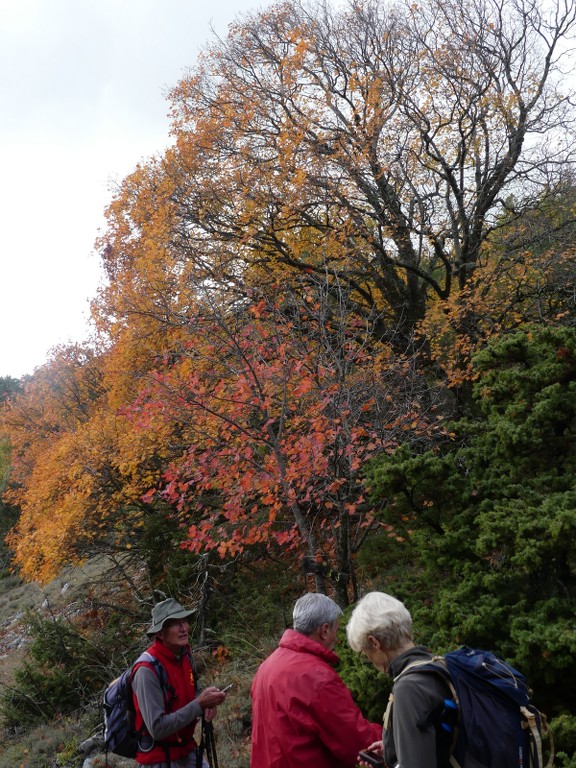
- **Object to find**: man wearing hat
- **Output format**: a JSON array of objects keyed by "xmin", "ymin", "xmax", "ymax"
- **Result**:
[{"xmin": 131, "ymin": 598, "xmax": 228, "ymax": 767}]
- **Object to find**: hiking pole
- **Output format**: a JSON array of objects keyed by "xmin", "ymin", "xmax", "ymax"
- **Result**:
[{"xmin": 202, "ymin": 718, "xmax": 219, "ymax": 768}]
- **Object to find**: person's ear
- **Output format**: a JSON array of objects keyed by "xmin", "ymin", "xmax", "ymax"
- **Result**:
[{"xmin": 367, "ymin": 634, "xmax": 382, "ymax": 651}]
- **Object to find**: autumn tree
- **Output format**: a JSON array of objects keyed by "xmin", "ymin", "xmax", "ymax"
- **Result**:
[
  {"xmin": 0, "ymin": 344, "xmax": 191, "ymax": 585},
  {"xmin": 1, "ymin": 346, "xmax": 107, "ymax": 580},
  {"xmin": 0, "ymin": 376, "xmax": 20, "ymax": 496},
  {"xmin": 80, "ymin": 0, "xmax": 576, "ymax": 599},
  {"xmin": 144, "ymin": 0, "xmax": 576, "ymax": 350},
  {"xmin": 122, "ymin": 278, "xmax": 443, "ymax": 604}
]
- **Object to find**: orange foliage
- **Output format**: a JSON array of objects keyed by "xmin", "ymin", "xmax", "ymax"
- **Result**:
[
  {"xmin": 419, "ymin": 243, "xmax": 576, "ymax": 387},
  {"xmin": 4, "ymin": 0, "xmax": 575, "ymax": 587},
  {"xmin": 1, "ymin": 343, "xmax": 178, "ymax": 582}
]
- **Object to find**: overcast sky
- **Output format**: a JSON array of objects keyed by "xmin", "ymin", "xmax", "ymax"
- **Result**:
[{"xmin": 0, "ymin": 0, "xmax": 271, "ymax": 379}]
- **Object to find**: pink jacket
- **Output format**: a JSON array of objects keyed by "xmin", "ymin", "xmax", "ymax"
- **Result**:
[{"xmin": 250, "ymin": 629, "xmax": 381, "ymax": 768}]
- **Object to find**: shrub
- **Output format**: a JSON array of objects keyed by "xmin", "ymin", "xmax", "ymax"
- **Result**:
[
  {"xmin": 550, "ymin": 713, "xmax": 576, "ymax": 767},
  {"xmin": 0, "ymin": 609, "xmax": 140, "ymax": 731},
  {"xmin": 2, "ymin": 620, "xmax": 86, "ymax": 729}
]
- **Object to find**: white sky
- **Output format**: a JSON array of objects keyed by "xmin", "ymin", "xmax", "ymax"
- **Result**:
[{"xmin": 0, "ymin": 0, "xmax": 271, "ymax": 379}]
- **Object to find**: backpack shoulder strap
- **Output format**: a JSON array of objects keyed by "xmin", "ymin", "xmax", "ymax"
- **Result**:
[
  {"xmin": 131, "ymin": 652, "xmax": 175, "ymax": 711},
  {"xmin": 394, "ymin": 656, "xmax": 458, "ymax": 702},
  {"xmin": 131, "ymin": 651, "xmax": 159, "ymax": 682},
  {"xmin": 384, "ymin": 656, "xmax": 462, "ymax": 768}
]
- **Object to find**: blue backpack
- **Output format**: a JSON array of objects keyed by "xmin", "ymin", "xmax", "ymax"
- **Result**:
[
  {"xmin": 388, "ymin": 646, "xmax": 552, "ymax": 768},
  {"xmin": 103, "ymin": 651, "xmax": 173, "ymax": 757}
]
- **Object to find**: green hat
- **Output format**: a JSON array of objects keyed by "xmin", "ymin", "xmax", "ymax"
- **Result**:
[{"xmin": 146, "ymin": 598, "xmax": 196, "ymax": 636}]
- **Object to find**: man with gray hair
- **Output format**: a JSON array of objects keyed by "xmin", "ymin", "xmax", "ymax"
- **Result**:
[{"xmin": 250, "ymin": 592, "xmax": 381, "ymax": 768}]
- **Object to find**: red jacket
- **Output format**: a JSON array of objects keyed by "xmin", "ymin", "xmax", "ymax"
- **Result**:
[
  {"xmin": 250, "ymin": 629, "xmax": 382, "ymax": 768},
  {"xmin": 132, "ymin": 640, "xmax": 198, "ymax": 764}
]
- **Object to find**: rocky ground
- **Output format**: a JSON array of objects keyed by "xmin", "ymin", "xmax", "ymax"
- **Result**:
[{"xmin": 0, "ymin": 557, "xmax": 122, "ymax": 675}]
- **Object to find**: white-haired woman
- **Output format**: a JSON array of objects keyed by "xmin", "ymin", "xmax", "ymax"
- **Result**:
[{"xmin": 347, "ymin": 592, "xmax": 454, "ymax": 768}]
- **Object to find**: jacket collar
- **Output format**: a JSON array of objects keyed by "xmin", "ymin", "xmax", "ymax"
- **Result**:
[
  {"xmin": 149, "ymin": 638, "xmax": 191, "ymax": 665},
  {"xmin": 388, "ymin": 645, "xmax": 432, "ymax": 678},
  {"xmin": 278, "ymin": 628, "xmax": 340, "ymax": 666}
]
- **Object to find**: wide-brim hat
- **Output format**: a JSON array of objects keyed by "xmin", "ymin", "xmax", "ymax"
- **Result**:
[{"xmin": 146, "ymin": 598, "xmax": 196, "ymax": 636}]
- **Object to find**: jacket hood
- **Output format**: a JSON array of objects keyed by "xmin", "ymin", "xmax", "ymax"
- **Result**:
[{"xmin": 278, "ymin": 628, "xmax": 340, "ymax": 667}]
